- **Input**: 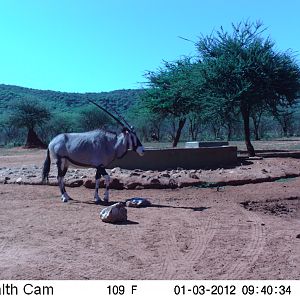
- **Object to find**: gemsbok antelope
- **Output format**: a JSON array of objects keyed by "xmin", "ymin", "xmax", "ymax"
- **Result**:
[{"xmin": 42, "ymin": 100, "xmax": 144, "ymax": 203}]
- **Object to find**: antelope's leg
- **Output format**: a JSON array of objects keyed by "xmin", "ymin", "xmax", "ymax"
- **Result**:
[
  {"xmin": 57, "ymin": 157, "xmax": 71, "ymax": 202},
  {"xmin": 103, "ymin": 172, "xmax": 110, "ymax": 203},
  {"xmin": 95, "ymin": 166, "xmax": 110, "ymax": 203},
  {"xmin": 94, "ymin": 167, "xmax": 102, "ymax": 203}
]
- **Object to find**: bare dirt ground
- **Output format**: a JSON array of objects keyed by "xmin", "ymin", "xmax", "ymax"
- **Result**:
[{"xmin": 0, "ymin": 147, "xmax": 300, "ymax": 280}]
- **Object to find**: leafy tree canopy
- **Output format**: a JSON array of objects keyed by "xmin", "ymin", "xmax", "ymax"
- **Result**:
[
  {"xmin": 142, "ymin": 58, "xmax": 204, "ymax": 146},
  {"xmin": 143, "ymin": 57, "xmax": 203, "ymax": 117},
  {"xmin": 77, "ymin": 105, "xmax": 115, "ymax": 132},
  {"xmin": 8, "ymin": 97, "xmax": 51, "ymax": 130},
  {"xmin": 196, "ymin": 20, "xmax": 300, "ymax": 155},
  {"xmin": 6, "ymin": 97, "xmax": 51, "ymax": 148}
]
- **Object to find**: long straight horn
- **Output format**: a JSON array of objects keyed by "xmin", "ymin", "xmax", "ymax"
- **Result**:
[
  {"xmin": 87, "ymin": 99, "xmax": 125, "ymax": 128},
  {"xmin": 106, "ymin": 102, "xmax": 133, "ymax": 130},
  {"xmin": 110, "ymin": 106, "xmax": 133, "ymax": 130}
]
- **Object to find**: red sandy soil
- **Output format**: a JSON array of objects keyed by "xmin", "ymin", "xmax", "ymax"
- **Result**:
[{"xmin": 0, "ymin": 148, "xmax": 299, "ymax": 280}]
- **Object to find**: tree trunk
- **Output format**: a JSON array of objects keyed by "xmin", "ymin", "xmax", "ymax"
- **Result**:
[
  {"xmin": 226, "ymin": 123, "xmax": 232, "ymax": 141},
  {"xmin": 172, "ymin": 118, "xmax": 186, "ymax": 147},
  {"xmin": 282, "ymin": 117, "xmax": 290, "ymax": 137},
  {"xmin": 254, "ymin": 126, "xmax": 260, "ymax": 140},
  {"xmin": 241, "ymin": 107, "xmax": 256, "ymax": 156},
  {"xmin": 251, "ymin": 113, "xmax": 262, "ymax": 141},
  {"xmin": 188, "ymin": 116, "xmax": 199, "ymax": 141},
  {"xmin": 189, "ymin": 122, "xmax": 197, "ymax": 141},
  {"xmin": 282, "ymin": 125, "xmax": 288, "ymax": 137},
  {"xmin": 25, "ymin": 128, "xmax": 47, "ymax": 149}
]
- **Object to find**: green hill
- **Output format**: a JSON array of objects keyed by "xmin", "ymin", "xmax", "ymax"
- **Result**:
[{"xmin": 0, "ymin": 84, "xmax": 143, "ymax": 114}]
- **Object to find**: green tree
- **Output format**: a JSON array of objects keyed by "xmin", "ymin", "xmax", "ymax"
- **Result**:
[
  {"xmin": 196, "ymin": 21, "xmax": 300, "ymax": 155},
  {"xmin": 8, "ymin": 98, "xmax": 51, "ymax": 148},
  {"xmin": 77, "ymin": 105, "xmax": 114, "ymax": 131},
  {"xmin": 201, "ymin": 95, "xmax": 240, "ymax": 141},
  {"xmin": 0, "ymin": 115, "xmax": 24, "ymax": 146},
  {"xmin": 250, "ymin": 103, "xmax": 266, "ymax": 140},
  {"xmin": 143, "ymin": 58, "xmax": 203, "ymax": 147},
  {"xmin": 272, "ymin": 105, "xmax": 295, "ymax": 137},
  {"xmin": 40, "ymin": 112, "xmax": 76, "ymax": 143},
  {"xmin": 125, "ymin": 104, "xmax": 165, "ymax": 142},
  {"xmin": 187, "ymin": 112, "xmax": 203, "ymax": 141}
]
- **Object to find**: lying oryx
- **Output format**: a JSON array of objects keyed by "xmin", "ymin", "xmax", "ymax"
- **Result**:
[{"xmin": 42, "ymin": 101, "xmax": 144, "ymax": 203}]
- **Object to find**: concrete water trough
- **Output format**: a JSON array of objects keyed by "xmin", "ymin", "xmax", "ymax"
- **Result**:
[
  {"xmin": 185, "ymin": 141, "xmax": 229, "ymax": 148},
  {"xmin": 108, "ymin": 146, "xmax": 238, "ymax": 171}
]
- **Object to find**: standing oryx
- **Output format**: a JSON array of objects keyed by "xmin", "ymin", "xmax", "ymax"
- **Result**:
[{"xmin": 42, "ymin": 100, "xmax": 144, "ymax": 203}]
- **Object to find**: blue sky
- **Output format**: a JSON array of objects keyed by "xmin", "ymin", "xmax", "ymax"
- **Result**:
[{"xmin": 0, "ymin": 0, "xmax": 299, "ymax": 92}]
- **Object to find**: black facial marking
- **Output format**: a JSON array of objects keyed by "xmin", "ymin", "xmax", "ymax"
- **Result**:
[{"xmin": 131, "ymin": 135, "xmax": 135, "ymax": 150}]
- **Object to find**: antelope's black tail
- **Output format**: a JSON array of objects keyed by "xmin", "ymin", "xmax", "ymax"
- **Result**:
[{"xmin": 42, "ymin": 148, "xmax": 51, "ymax": 183}]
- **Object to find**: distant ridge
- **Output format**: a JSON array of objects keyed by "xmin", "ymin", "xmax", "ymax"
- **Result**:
[{"xmin": 0, "ymin": 84, "xmax": 143, "ymax": 114}]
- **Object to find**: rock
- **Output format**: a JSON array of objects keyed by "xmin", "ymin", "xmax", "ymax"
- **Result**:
[
  {"xmin": 149, "ymin": 178, "xmax": 160, "ymax": 184},
  {"xmin": 84, "ymin": 179, "xmax": 95, "ymax": 189},
  {"xmin": 129, "ymin": 172, "xmax": 140, "ymax": 176},
  {"xmin": 145, "ymin": 170, "xmax": 154, "ymax": 175},
  {"xmin": 126, "ymin": 182, "xmax": 140, "ymax": 189},
  {"xmin": 144, "ymin": 178, "xmax": 162, "ymax": 188},
  {"xmin": 296, "ymin": 234, "xmax": 300, "ymax": 239},
  {"xmin": 160, "ymin": 173, "xmax": 170, "ymax": 178},
  {"xmin": 15, "ymin": 177, "xmax": 23, "ymax": 184},
  {"xmin": 134, "ymin": 185, "xmax": 144, "ymax": 190},
  {"xmin": 111, "ymin": 167, "xmax": 121, "ymax": 173},
  {"xmin": 27, "ymin": 174, "xmax": 37, "ymax": 178},
  {"xmin": 0, "ymin": 176, "xmax": 7, "ymax": 184},
  {"xmin": 100, "ymin": 202, "xmax": 127, "ymax": 223},
  {"xmin": 168, "ymin": 178, "xmax": 178, "ymax": 188},
  {"xmin": 109, "ymin": 178, "xmax": 124, "ymax": 189},
  {"xmin": 126, "ymin": 198, "xmax": 151, "ymax": 207},
  {"xmin": 172, "ymin": 174, "xmax": 182, "ymax": 178},
  {"xmin": 189, "ymin": 172, "xmax": 199, "ymax": 179},
  {"xmin": 68, "ymin": 179, "xmax": 84, "ymax": 187}
]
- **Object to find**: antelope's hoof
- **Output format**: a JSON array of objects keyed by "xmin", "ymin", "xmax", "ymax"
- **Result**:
[
  {"xmin": 94, "ymin": 196, "xmax": 101, "ymax": 204},
  {"xmin": 61, "ymin": 193, "xmax": 71, "ymax": 203},
  {"xmin": 61, "ymin": 196, "xmax": 68, "ymax": 203}
]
